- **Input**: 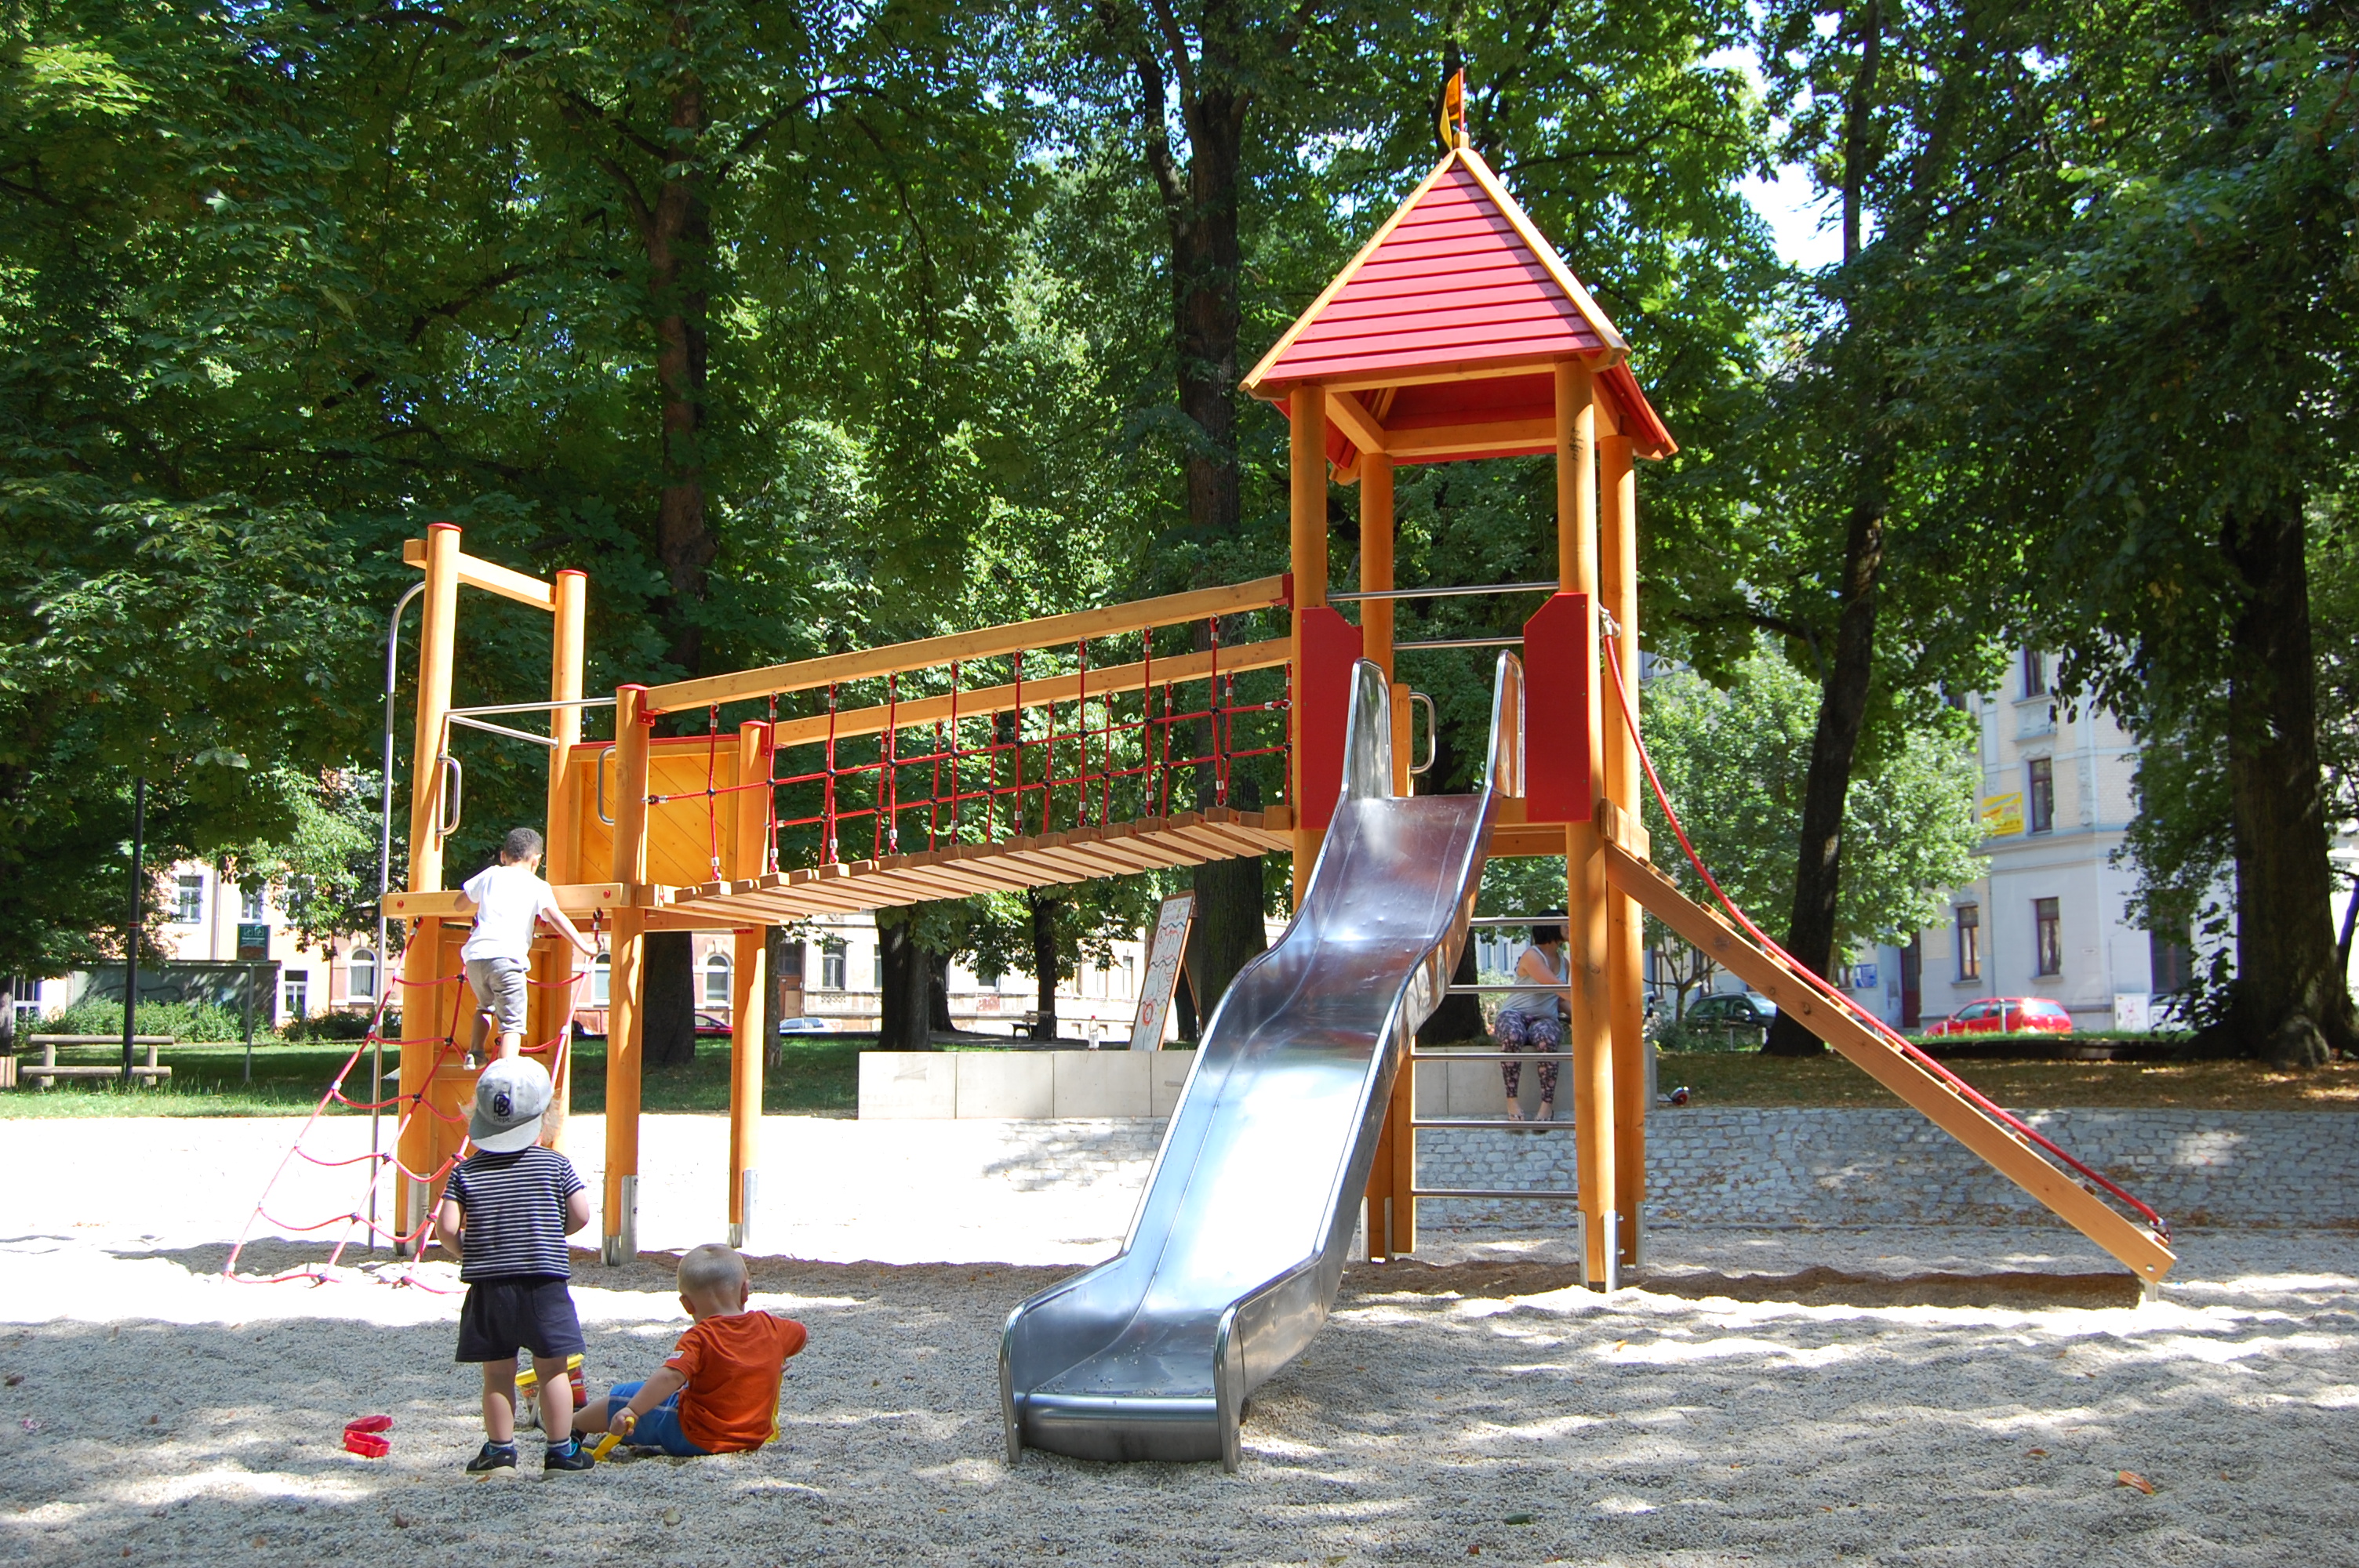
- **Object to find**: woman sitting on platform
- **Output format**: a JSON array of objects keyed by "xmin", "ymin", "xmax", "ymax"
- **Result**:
[{"xmin": 1494, "ymin": 916, "xmax": 1568, "ymax": 1126}]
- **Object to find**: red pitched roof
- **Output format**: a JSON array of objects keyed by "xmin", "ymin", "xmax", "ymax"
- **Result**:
[{"xmin": 1243, "ymin": 147, "xmax": 1674, "ymax": 462}]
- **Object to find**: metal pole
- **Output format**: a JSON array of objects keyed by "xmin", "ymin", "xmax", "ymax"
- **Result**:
[
  {"xmin": 373, "ymin": 582, "xmax": 426, "ymax": 1255},
  {"xmin": 242, "ymin": 961, "xmax": 256, "ymax": 1083},
  {"xmin": 124, "ymin": 776, "xmax": 145, "ymax": 1082}
]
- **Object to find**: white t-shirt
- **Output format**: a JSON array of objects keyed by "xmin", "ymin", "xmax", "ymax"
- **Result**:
[
  {"xmin": 460, "ymin": 863, "xmax": 560, "ymax": 962},
  {"xmin": 1497, "ymin": 943, "xmax": 1569, "ymax": 1018}
]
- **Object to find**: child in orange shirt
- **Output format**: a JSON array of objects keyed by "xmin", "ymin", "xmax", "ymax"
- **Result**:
[{"xmin": 580, "ymin": 1243, "xmax": 807, "ymax": 1457}]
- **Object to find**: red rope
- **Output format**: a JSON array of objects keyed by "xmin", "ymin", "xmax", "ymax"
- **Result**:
[{"xmin": 1598, "ymin": 634, "xmax": 2168, "ymax": 1240}]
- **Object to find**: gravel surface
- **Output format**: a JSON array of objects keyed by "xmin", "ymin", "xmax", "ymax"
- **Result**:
[{"xmin": 2, "ymin": 1116, "xmax": 2355, "ymax": 1566}]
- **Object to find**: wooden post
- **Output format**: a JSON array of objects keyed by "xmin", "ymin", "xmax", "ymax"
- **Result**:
[
  {"xmin": 1600, "ymin": 434, "xmax": 1645, "ymax": 1269},
  {"xmin": 397, "ymin": 524, "xmax": 462, "ymax": 1254},
  {"xmin": 538, "ymin": 568, "xmax": 589, "ymax": 1152},
  {"xmin": 603, "ymin": 683, "xmax": 652, "ymax": 1265},
  {"xmin": 1357, "ymin": 450, "xmax": 1407, "ymax": 1259},
  {"xmin": 1555, "ymin": 359, "xmax": 1616, "ymax": 1291},
  {"xmin": 1289, "ymin": 382, "xmax": 1329, "ymax": 912},
  {"xmin": 728, "ymin": 720, "xmax": 771, "ymax": 1248}
]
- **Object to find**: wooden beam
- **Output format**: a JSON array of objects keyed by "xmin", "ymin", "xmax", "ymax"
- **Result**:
[
  {"xmin": 381, "ymin": 883, "xmax": 629, "ymax": 920},
  {"xmin": 403, "ymin": 536, "xmax": 558, "ymax": 612},
  {"xmin": 1386, "ymin": 417, "xmax": 1557, "ymax": 460},
  {"xmin": 647, "ymin": 575, "xmax": 1290, "ymax": 715},
  {"xmin": 766, "ymin": 637, "xmax": 1291, "ymax": 750},
  {"xmin": 1325, "ymin": 390, "xmax": 1388, "ymax": 456},
  {"xmin": 1594, "ymin": 804, "xmax": 2175, "ymax": 1285},
  {"xmin": 1318, "ymin": 353, "xmax": 1619, "ymax": 397}
]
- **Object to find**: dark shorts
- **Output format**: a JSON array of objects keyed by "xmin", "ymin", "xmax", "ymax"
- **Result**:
[{"xmin": 456, "ymin": 1276, "xmax": 584, "ymax": 1363}]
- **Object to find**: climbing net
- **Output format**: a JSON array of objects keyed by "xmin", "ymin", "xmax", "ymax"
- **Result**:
[
  {"xmin": 642, "ymin": 604, "xmax": 1295, "ymax": 880},
  {"xmin": 222, "ymin": 922, "xmax": 600, "ymax": 1288}
]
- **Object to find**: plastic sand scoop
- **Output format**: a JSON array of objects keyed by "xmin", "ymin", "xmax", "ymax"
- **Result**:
[{"xmin": 343, "ymin": 1414, "xmax": 392, "ymax": 1457}]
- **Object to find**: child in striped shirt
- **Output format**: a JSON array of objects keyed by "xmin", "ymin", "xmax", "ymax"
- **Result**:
[{"xmin": 435, "ymin": 1056, "xmax": 596, "ymax": 1472}]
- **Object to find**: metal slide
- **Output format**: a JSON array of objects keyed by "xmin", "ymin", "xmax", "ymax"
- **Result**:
[{"xmin": 1001, "ymin": 652, "xmax": 1524, "ymax": 1470}]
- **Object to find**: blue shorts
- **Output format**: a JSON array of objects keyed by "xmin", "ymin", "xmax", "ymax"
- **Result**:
[{"xmin": 607, "ymin": 1381, "xmax": 709, "ymax": 1457}]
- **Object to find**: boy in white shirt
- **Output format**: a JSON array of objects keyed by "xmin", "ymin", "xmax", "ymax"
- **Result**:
[{"xmin": 461, "ymin": 827, "xmax": 598, "ymax": 1062}]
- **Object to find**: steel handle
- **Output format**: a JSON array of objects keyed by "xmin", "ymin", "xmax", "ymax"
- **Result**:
[
  {"xmin": 438, "ymin": 753, "xmax": 463, "ymax": 840},
  {"xmin": 595, "ymin": 745, "xmax": 616, "ymax": 826},
  {"xmin": 1408, "ymin": 691, "xmax": 1438, "ymax": 776}
]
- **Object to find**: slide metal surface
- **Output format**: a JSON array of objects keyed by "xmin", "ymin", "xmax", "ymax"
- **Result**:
[{"xmin": 1001, "ymin": 654, "xmax": 1525, "ymax": 1469}]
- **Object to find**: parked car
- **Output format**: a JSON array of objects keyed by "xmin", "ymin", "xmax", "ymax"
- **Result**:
[
  {"xmin": 694, "ymin": 1011, "xmax": 732, "ymax": 1037},
  {"xmin": 776, "ymin": 1016, "xmax": 833, "ymax": 1036},
  {"xmin": 1683, "ymin": 993, "xmax": 1777, "ymax": 1035},
  {"xmin": 1922, "ymin": 997, "xmax": 2074, "ymax": 1037}
]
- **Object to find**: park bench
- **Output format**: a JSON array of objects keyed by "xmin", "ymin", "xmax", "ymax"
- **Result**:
[{"xmin": 9, "ymin": 1035, "xmax": 175, "ymax": 1090}]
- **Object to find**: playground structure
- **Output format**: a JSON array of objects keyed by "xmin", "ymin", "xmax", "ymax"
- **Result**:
[{"xmin": 231, "ymin": 129, "xmax": 2177, "ymax": 1456}]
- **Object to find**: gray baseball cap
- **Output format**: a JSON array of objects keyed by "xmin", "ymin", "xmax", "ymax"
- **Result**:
[{"xmin": 471, "ymin": 1057, "xmax": 552, "ymax": 1153}]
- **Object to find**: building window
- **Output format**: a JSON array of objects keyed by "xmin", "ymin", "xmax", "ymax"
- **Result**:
[
  {"xmin": 703, "ymin": 953, "xmax": 732, "ymax": 1009},
  {"xmin": 781, "ymin": 942, "xmax": 806, "ymax": 985},
  {"xmin": 239, "ymin": 884, "xmax": 266, "ymax": 923},
  {"xmin": 2027, "ymin": 757, "xmax": 2055, "ymax": 834},
  {"xmin": 2034, "ymin": 897, "xmax": 2063, "ymax": 977},
  {"xmin": 1956, "ymin": 906, "xmax": 1981, "ymax": 980},
  {"xmin": 349, "ymin": 949, "xmax": 377, "ymax": 1002},
  {"xmin": 590, "ymin": 953, "xmax": 611, "ymax": 1006},
  {"xmin": 821, "ymin": 941, "xmax": 847, "ymax": 991},
  {"xmin": 2150, "ymin": 928, "xmax": 2194, "ymax": 994},
  {"xmin": 173, "ymin": 874, "xmax": 205, "ymax": 924},
  {"xmin": 282, "ymin": 973, "xmax": 309, "ymax": 1019},
  {"xmin": 2023, "ymin": 648, "xmax": 2048, "ymax": 699},
  {"xmin": 871, "ymin": 948, "xmax": 884, "ymax": 992}
]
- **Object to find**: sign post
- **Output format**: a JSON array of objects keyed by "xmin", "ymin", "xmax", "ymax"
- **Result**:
[{"xmin": 1129, "ymin": 893, "xmax": 1196, "ymax": 1051}]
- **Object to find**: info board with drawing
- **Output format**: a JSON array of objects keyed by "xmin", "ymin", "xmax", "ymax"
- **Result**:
[{"xmin": 1129, "ymin": 892, "xmax": 1194, "ymax": 1051}]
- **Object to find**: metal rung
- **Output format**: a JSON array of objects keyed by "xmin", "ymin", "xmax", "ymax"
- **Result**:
[
  {"xmin": 1410, "ymin": 1118, "xmax": 1572, "ymax": 1131},
  {"xmin": 1396, "ymin": 636, "xmax": 1525, "ymax": 651},
  {"xmin": 1329, "ymin": 580, "xmax": 1558, "ymax": 604},
  {"xmin": 446, "ymin": 695, "xmax": 620, "ymax": 717},
  {"xmin": 1410, "ymin": 1188, "xmax": 1582, "ymax": 1201},
  {"xmin": 1467, "ymin": 915, "xmax": 1563, "ymax": 926},
  {"xmin": 1408, "ymin": 1051, "xmax": 1572, "ymax": 1061},
  {"xmin": 448, "ymin": 713, "xmax": 560, "ymax": 748},
  {"xmin": 1447, "ymin": 983, "xmax": 1568, "ymax": 995}
]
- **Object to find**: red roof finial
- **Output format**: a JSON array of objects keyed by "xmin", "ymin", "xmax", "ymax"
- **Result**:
[{"xmin": 1439, "ymin": 70, "xmax": 1467, "ymax": 150}]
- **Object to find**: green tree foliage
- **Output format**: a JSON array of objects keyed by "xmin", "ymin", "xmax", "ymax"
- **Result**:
[
  {"xmin": 1634, "ymin": 650, "xmax": 1979, "ymax": 1004},
  {"xmin": 1923, "ymin": 2, "xmax": 2359, "ymax": 1062}
]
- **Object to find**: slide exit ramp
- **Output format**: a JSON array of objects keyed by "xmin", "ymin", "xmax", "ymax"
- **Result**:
[{"xmin": 1001, "ymin": 653, "xmax": 1523, "ymax": 1470}]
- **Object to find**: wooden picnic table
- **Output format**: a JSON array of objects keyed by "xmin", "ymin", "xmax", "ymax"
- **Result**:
[{"xmin": 10, "ymin": 1034, "xmax": 176, "ymax": 1090}]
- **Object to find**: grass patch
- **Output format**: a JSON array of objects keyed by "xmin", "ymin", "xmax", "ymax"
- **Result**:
[{"xmin": 0, "ymin": 1034, "xmax": 867, "ymax": 1119}]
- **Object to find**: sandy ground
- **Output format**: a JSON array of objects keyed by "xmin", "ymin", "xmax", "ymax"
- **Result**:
[{"xmin": 2, "ymin": 1116, "xmax": 2356, "ymax": 1566}]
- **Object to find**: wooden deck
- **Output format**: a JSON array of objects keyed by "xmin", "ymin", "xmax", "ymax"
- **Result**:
[{"xmin": 654, "ymin": 807, "xmax": 1293, "ymax": 927}]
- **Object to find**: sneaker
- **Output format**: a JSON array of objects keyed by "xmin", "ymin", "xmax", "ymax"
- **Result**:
[
  {"xmin": 465, "ymin": 1441, "xmax": 518, "ymax": 1473},
  {"xmin": 543, "ymin": 1437, "xmax": 595, "ymax": 1472}
]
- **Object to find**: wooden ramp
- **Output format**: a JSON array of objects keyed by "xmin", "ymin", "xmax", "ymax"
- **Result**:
[
  {"xmin": 658, "ymin": 807, "xmax": 1292, "ymax": 927},
  {"xmin": 1597, "ymin": 804, "xmax": 2177, "ymax": 1288}
]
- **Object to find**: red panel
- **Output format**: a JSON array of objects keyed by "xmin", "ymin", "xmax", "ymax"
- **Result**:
[
  {"xmin": 1522, "ymin": 593, "xmax": 1594, "ymax": 826},
  {"xmin": 1294, "ymin": 607, "xmax": 1365, "ymax": 833}
]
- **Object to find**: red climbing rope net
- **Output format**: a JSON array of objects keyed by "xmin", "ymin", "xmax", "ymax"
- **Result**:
[
  {"xmin": 1601, "ymin": 634, "xmax": 2168, "ymax": 1240},
  {"xmin": 638, "ymin": 607, "xmax": 1294, "ymax": 878},
  {"xmin": 223, "ymin": 923, "xmax": 600, "ymax": 1288}
]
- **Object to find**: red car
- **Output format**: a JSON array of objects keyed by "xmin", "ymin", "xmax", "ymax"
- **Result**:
[{"xmin": 1923, "ymin": 997, "xmax": 2075, "ymax": 1037}]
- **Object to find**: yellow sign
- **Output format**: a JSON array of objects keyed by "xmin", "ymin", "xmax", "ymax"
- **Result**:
[{"xmin": 1979, "ymin": 791, "xmax": 2025, "ymax": 837}]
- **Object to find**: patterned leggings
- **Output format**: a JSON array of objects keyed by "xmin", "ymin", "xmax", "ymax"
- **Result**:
[{"xmin": 1496, "ymin": 1010, "xmax": 1563, "ymax": 1102}]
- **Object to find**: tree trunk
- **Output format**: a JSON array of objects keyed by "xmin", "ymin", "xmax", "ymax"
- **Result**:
[
  {"xmin": 0, "ymin": 975, "xmax": 13, "ymax": 1055},
  {"xmin": 1766, "ymin": 488, "xmax": 1886, "ymax": 1058},
  {"xmin": 647, "ymin": 73, "xmax": 715, "ymax": 677},
  {"xmin": 1186, "ymin": 859, "xmax": 1265, "ymax": 1031},
  {"xmin": 876, "ymin": 916, "xmax": 933, "ymax": 1051},
  {"xmin": 1175, "ymin": 968, "xmax": 1198, "ymax": 1043},
  {"xmin": 1029, "ymin": 893, "xmax": 1060, "ymax": 1042},
  {"xmin": 643, "ymin": 930, "xmax": 696, "ymax": 1068},
  {"xmin": 2215, "ymin": 496, "xmax": 2356, "ymax": 1064},
  {"xmin": 763, "ymin": 929, "xmax": 793, "ymax": 1069},
  {"xmin": 929, "ymin": 949, "xmax": 954, "ymax": 1034}
]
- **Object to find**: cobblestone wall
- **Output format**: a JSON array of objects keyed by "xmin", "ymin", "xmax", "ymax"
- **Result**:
[
  {"xmin": 1005, "ymin": 1109, "xmax": 2359, "ymax": 1232},
  {"xmin": 1416, "ymin": 1107, "xmax": 2359, "ymax": 1230}
]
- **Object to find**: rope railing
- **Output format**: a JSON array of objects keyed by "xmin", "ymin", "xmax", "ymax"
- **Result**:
[{"xmin": 1600, "ymin": 633, "xmax": 2168, "ymax": 1241}]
